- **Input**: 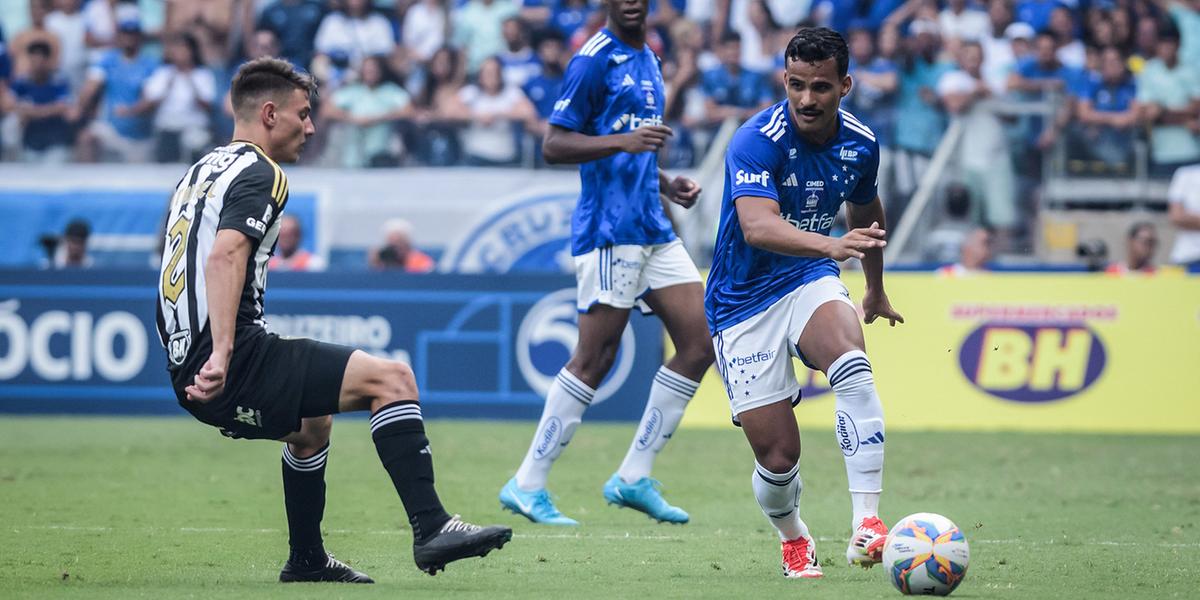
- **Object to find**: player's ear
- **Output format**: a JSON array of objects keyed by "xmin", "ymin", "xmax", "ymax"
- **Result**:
[
  {"xmin": 261, "ymin": 100, "xmax": 278, "ymax": 128},
  {"xmin": 841, "ymin": 74, "xmax": 853, "ymax": 99}
]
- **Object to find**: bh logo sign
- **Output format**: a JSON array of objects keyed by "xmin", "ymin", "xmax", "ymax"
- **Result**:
[
  {"xmin": 516, "ymin": 288, "xmax": 636, "ymax": 404},
  {"xmin": 958, "ymin": 322, "xmax": 1106, "ymax": 403}
]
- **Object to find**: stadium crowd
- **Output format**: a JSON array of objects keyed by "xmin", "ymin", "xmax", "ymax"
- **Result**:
[{"xmin": 1, "ymin": 0, "xmax": 1198, "ymax": 268}]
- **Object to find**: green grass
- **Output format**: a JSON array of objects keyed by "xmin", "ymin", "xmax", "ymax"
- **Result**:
[{"xmin": 1, "ymin": 417, "xmax": 1198, "ymax": 599}]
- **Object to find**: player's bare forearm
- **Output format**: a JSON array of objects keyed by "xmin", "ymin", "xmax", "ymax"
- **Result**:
[
  {"xmin": 848, "ymin": 198, "xmax": 887, "ymax": 292},
  {"xmin": 736, "ymin": 196, "xmax": 832, "ymax": 258},
  {"xmin": 1169, "ymin": 203, "xmax": 1200, "ymax": 231},
  {"xmin": 204, "ymin": 229, "xmax": 251, "ymax": 360},
  {"xmin": 542, "ymin": 125, "xmax": 626, "ymax": 164}
]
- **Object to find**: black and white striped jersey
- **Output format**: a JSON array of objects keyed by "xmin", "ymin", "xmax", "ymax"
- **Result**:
[{"xmin": 155, "ymin": 140, "xmax": 289, "ymax": 373}]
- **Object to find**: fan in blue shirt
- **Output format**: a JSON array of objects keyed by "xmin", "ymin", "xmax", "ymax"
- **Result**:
[{"xmin": 704, "ymin": 26, "xmax": 903, "ymax": 580}]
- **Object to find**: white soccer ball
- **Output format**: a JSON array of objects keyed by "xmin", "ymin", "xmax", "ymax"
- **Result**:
[{"xmin": 882, "ymin": 512, "xmax": 970, "ymax": 596}]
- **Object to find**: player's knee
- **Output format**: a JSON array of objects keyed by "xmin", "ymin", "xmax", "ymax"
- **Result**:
[
  {"xmin": 569, "ymin": 342, "xmax": 619, "ymax": 383},
  {"xmin": 378, "ymin": 360, "xmax": 419, "ymax": 401},
  {"xmin": 759, "ymin": 447, "xmax": 800, "ymax": 474},
  {"xmin": 289, "ymin": 416, "xmax": 331, "ymax": 456},
  {"xmin": 677, "ymin": 339, "xmax": 715, "ymax": 374}
]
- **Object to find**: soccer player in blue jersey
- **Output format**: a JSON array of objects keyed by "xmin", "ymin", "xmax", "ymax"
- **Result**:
[
  {"xmin": 499, "ymin": 0, "xmax": 714, "ymax": 526},
  {"xmin": 705, "ymin": 27, "xmax": 905, "ymax": 578}
]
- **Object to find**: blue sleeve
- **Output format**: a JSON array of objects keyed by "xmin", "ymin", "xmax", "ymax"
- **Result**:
[
  {"xmin": 0, "ymin": 29, "xmax": 10, "ymax": 81},
  {"xmin": 847, "ymin": 142, "xmax": 880, "ymax": 205},
  {"xmin": 547, "ymin": 54, "xmax": 605, "ymax": 132},
  {"xmin": 726, "ymin": 126, "xmax": 783, "ymax": 202}
]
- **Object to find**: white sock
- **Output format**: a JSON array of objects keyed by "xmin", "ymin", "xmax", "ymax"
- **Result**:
[
  {"xmin": 515, "ymin": 369, "xmax": 593, "ymax": 491},
  {"xmin": 617, "ymin": 366, "xmax": 698, "ymax": 484},
  {"xmin": 752, "ymin": 461, "xmax": 811, "ymax": 542},
  {"xmin": 829, "ymin": 350, "xmax": 884, "ymax": 528}
]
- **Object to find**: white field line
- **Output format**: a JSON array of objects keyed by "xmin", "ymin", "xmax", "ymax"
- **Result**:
[{"xmin": 10, "ymin": 525, "xmax": 1199, "ymax": 549}]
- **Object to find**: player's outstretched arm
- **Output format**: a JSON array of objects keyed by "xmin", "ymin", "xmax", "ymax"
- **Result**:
[
  {"xmin": 736, "ymin": 196, "xmax": 885, "ymax": 260},
  {"xmin": 185, "ymin": 229, "xmax": 251, "ymax": 402},
  {"xmin": 542, "ymin": 123, "xmax": 672, "ymax": 164},
  {"xmin": 847, "ymin": 197, "xmax": 904, "ymax": 327}
]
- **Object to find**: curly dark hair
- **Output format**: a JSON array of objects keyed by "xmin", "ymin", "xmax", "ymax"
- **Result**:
[{"xmin": 784, "ymin": 27, "xmax": 850, "ymax": 78}]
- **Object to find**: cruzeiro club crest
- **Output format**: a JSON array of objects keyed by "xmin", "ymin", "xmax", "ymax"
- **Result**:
[{"xmin": 516, "ymin": 288, "xmax": 636, "ymax": 404}]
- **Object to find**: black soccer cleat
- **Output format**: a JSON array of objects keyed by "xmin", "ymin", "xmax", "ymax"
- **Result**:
[
  {"xmin": 412, "ymin": 514, "xmax": 513, "ymax": 576},
  {"xmin": 279, "ymin": 553, "xmax": 374, "ymax": 583}
]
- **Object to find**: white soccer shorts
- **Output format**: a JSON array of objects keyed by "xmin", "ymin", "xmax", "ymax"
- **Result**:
[
  {"xmin": 574, "ymin": 239, "xmax": 702, "ymax": 313},
  {"xmin": 711, "ymin": 276, "xmax": 856, "ymax": 419}
]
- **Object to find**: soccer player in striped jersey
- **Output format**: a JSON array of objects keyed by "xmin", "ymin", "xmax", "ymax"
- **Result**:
[
  {"xmin": 499, "ymin": 0, "xmax": 715, "ymax": 526},
  {"xmin": 704, "ymin": 28, "xmax": 905, "ymax": 578},
  {"xmin": 155, "ymin": 57, "xmax": 510, "ymax": 583}
]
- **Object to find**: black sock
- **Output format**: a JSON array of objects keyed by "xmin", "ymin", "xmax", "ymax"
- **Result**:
[
  {"xmin": 282, "ymin": 442, "xmax": 329, "ymax": 564},
  {"xmin": 370, "ymin": 401, "xmax": 451, "ymax": 542}
]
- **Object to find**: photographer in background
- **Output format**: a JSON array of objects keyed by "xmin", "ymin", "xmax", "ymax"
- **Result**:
[{"xmin": 40, "ymin": 218, "xmax": 93, "ymax": 269}]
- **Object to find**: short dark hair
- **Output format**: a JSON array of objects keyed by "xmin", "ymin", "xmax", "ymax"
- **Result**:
[
  {"xmin": 720, "ymin": 31, "xmax": 742, "ymax": 46},
  {"xmin": 230, "ymin": 57, "xmax": 317, "ymax": 120},
  {"xmin": 785, "ymin": 27, "xmax": 849, "ymax": 78},
  {"xmin": 1128, "ymin": 221, "xmax": 1155, "ymax": 239},
  {"xmin": 27, "ymin": 40, "xmax": 53, "ymax": 57}
]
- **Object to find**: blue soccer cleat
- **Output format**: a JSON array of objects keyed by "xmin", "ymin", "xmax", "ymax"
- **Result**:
[
  {"xmin": 499, "ymin": 477, "xmax": 578, "ymax": 526},
  {"xmin": 602, "ymin": 474, "xmax": 689, "ymax": 524}
]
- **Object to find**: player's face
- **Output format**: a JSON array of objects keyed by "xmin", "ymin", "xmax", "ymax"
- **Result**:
[
  {"xmin": 783, "ymin": 56, "xmax": 850, "ymax": 143},
  {"xmin": 271, "ymin": 88, "xmax": 315, "ymax": 163},
  {"xmin": 607, "ymin": 0, "xmax": 648, "ymax": 33}
]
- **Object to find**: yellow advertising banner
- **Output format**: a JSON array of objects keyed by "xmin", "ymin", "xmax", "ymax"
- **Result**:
[{"xmin": 681, "ymin": 273, "xmax": 1200, "ymax": 433}]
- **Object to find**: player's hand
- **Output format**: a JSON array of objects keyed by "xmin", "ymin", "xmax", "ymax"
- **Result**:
[
  {"xmin": 622, "ymin": 124, "xmax": 672, "ymax": 153},
  {"xmin": 828, "ymin": 222, "xmax": 887, "ymax": 261},
  {"xmin": 862, "ymin": 289, "xmax": 905, "ymax": 327},
  {"xmin": 667, "ymin": 176, "xmax": 701, "ymax": 208},
  {"xmin": 185, "ymin": 352, "xmax": 229, "ymax": 403}
]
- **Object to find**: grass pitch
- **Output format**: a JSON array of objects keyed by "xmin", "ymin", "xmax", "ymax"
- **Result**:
[{"xmin": 1, "ymin": 416, "xmax": 1197, "ymax": 599}]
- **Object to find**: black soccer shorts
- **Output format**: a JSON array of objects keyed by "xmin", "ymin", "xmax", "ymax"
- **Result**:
[{"xmin": 173, "ymin": 331, "xmax": 355, "ymax": 440}]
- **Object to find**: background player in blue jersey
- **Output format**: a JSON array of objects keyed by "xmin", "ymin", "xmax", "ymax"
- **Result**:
[
  {"xmin": 500, "ymin": 0, "xmax": 714, "ymax": 526},
  {"xmin": 705, "ymin": 28, "xmax": 905, "ymax": 579}
]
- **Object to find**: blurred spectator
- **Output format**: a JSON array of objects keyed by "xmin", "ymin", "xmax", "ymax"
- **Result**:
[
  {"xmin": 402, "ymin": 0, "xmax": 449, "ymax": 62},
  {"xmin": 522, "ymin": 33, "xmax": 567, "ymax": 136},
  {"xmin": 1105, "ymin": 221, "xmax": 1159, "ymax": 274},
  {"xmin": 1129, "ymin": 14, "xmax": 1160, "ymax": 74},
  {"xmin": 143, "ymin": 32, "xmax": 215, "ymax": 163},
  {"xmin": 1008, "ymin": 32, "xmax": 1082, "ymax": 152},
  {"xmin": 517, "ymin": 0, "xmax": 552, "ymax": 27},
  {"xmin": 939, "ymin": 0, "xmax": 991, "ymax": 43},
  {"xmin": 1072, "ymin": 46, "xmax": 1139, "ymax": 169},
  {"xmin": 939, "ymin": 226, "xmax": 992, "ymax": 276},
  {"xmin": 889, "ymin": 17, "xmax": 954, "ymax": 202},
  {"xmin": 1048, "ymin": 5, "xmax": 1085, "ymax": 69},
  {"xmin": 498, "ymin": 16, "xmax": 540, "ymax": 88},
  {"xmin": 11, "ymin": 0, "xmax": 62, "ymax": 80},
  {"xmin": 459, "ymin": 55, "xmax": 536, "ymax": 166},
  {"xmin": 1137, "ymin": 23, "xmax": 1200, "ymax": 174},
  {"xmin": 845, "ymin": 26, "xmax": 898, "ymax": 149},
  {"xmin": 1076, "ymin": 238, "xmax": 1109, "ymax": 271},
  {"xmin": 452, "ymin": 0, "xmax": 519, "ymax": 75},
  {"xmin": 44, "ymin": 218, "xmax": 93, "ymax": 269},
  {"xmin": 164, "ymin": 0, "xmax": 237, "ymax": 66},
  {"xmin": 75, "ymin": 20, "xmax": 158, "ymax": 163},
  {"xmin": 256, "ymin": 0, "xmax": 326, "ymax": 69},
  {"xmin": 981, "ymin": 2, "xmax": 1030, "ymax": 95},
  {"xmin": 10, "ymin": 40, "xmax": 74, "ymax": 163},
  {"xmin": 700, "ymin": 31, "xmax": 773, "ymax": 126},
  {"xmin": 922, "ymin": 183, "xmax": 976, "ymax": 263},
  {"xmin": 549, "ymin": 0, "xmax": 592, "ymax": 40},
  {"xmin": 410, "ymin": 46, "xmax": 467, "ymax": 165},
  {"xmin": 1014, "ymin": 0, "xmax": 1062, "ymax": 33},
  {"xmin": 370, "ymin": 218, "xmax": 435, "ymax": 272},
  {"xmin": 269, "ymin": 215, "xmax": 327, "ymax": 271},
  {"xmin": 314, "ymin": 0, "xmax": 396, "ymax": 75},
  {"xmin": 322, "ymin": 54, "xmax": 414, "ymax": 168},
  {"xmin": 938, "ymin": 41, "xmax": 1016, "ymax": 232},
  {"xmin": 1167, "ymin": 163, "xmax": 1200, "ymax": 268},
  {"xmin": 738, "ymin": 0, "xmax": 784, "ymax": 74},
  {"xmin": 83, "ymin": 0, "xmax": 140, "ymax": 62},
  {"xmin": 1153, "ymin": 0, "xmax": 1200, "ymax": 75},
  {"xmin": 46, "ymin": 0, "xmax": 88, "ymax": 90}
]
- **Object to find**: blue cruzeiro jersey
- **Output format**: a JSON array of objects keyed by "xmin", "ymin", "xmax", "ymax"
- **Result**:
[
  {"xmin": 549, "ymin": 29, "xmax": 674, "ymax": 256},
  {"xmin": 705, "ymin": 101, "xmax": 880, "ymax": 333}
]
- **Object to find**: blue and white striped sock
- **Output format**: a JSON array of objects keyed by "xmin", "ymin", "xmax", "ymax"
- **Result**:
[
  {"xmin": 617, "ymin": 366, "xmax": 699, "ymax": 484},
  {"xmin": 515, "ymin": 369, "xmax": 594, "ymax": 491}
]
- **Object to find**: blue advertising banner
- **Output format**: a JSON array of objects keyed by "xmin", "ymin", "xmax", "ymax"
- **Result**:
[{"xmin": 0, "ymin": 270, "xmax": 661, "ymax": 421}]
